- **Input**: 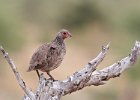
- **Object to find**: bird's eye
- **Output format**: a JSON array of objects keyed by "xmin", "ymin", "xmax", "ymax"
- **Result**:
[{"xmin": 63, "ymin": 32, "xmax": 67, "ymax": 35}]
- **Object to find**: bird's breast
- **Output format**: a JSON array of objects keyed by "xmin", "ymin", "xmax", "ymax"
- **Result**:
[{"xmin": 42, "ymin": 45, "xmax": 66, "ymax": 72}]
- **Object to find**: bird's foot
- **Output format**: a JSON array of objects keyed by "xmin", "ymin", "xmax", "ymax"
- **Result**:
[
  {"xmin": 48, "ymin": 77, "xmax": 58, "ymax": 82},
  {"xmin": 47, "ymin": 72, "xmax": 58, "ymax": 81}
]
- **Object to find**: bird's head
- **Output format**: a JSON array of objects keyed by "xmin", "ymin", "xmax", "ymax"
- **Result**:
[{"xmin": 57, "ymin": 29, "xmax": 72, "ymax": 40}]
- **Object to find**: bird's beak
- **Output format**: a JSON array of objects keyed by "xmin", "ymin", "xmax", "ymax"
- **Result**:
[{"xmin": 69, "ymin": 33, "xmax": 72, "ymax": 37}]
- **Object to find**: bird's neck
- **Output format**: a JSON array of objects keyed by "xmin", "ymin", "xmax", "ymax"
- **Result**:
[{"xmin": 53, "ymin": 36, "xmax": 64, "ymax": 45}]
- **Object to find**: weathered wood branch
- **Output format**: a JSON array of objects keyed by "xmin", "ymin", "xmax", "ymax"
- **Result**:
[
  {"xmin": 0, "ymin": 41, "xmax": 140, "ymax": 100},
  {"xmin": 0, "ymin": 46, "xmax": 35, "ymax": 100},
  {"xmin": 86, "ymin": 41, "xmax": 140, "ymax": 86}
]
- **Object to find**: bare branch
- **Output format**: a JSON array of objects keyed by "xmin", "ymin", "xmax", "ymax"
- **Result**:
[
  {"xmin": 61, "ymin": 42, "xmax": 110, "ymax": 95},
  {"xmin": 85, "ymin": 41, "xmax": 140, "ymax": 86},
  {"xmin": 0, "ymin": 41, "xmax": 140, "ymax": 100},
  {"xmin": 0, "ymin": 46, "xmax": 35, "ymax": 100}
]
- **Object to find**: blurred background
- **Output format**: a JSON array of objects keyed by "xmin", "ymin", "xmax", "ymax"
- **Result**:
[{"xmin": 0, "ymin": 0, "xmax": 140, "ymax": 100}]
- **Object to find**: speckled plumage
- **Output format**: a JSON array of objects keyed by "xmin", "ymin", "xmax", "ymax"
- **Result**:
[{"xmin": 27, "ymin": 29, "xmax": 71, "ymax": 80}]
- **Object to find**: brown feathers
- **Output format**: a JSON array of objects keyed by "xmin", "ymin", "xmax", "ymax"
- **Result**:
[{"xmin": 27, "ymin": 29, "xmax": 71, "ymax": 80}]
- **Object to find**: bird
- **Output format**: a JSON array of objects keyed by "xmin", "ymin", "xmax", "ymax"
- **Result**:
[{"xmin": 27, "ymin": 29, "xmax": 72, "ymax": 80}]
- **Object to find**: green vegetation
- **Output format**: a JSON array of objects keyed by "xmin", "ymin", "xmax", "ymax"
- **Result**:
[{"xmin": 0, "ymin": 0, "xmax": 24, "ymax": 51}]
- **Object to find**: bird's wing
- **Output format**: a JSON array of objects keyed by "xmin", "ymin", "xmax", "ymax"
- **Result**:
[{"xmin": 27, "ymin": 43, "xmax": 50, "ymax": 71}]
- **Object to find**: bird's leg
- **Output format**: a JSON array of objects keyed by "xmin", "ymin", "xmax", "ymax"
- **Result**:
[
  {"xmin": 47, "ymin": 72, "xmax": 55, "ymax": 81},
  {"xmin": 36, "ymin": 70, "xmax": 40, "ymax": 79}
]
